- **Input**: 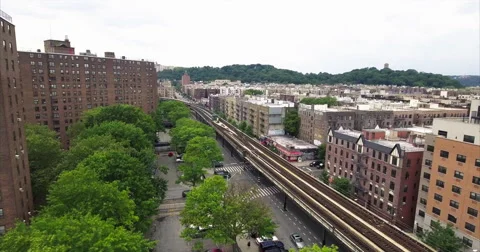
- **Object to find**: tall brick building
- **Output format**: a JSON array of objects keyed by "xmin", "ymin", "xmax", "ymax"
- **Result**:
[
  {"xmin": 0, "ymin": 11, "xmax": 34, "ymax": 233},
  {"xmin": 18, "ymin": 40, "xmax": 158, "ymax": 147},
  {"xmin": 326, "ymin": 127, "xmax": 425, "ymax": 229}
]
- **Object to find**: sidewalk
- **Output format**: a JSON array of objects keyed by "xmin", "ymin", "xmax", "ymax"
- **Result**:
[{"xmin": 236, "ymin": 236, "xmax": 257, "ymax": 252}]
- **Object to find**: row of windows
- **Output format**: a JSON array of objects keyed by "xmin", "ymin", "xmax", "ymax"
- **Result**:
[
  {"xmin": 430, "ymin": 207, "xmax": 476, "ymax": 232},
  {"xmin": 28, "ymin": 53, "xmax": 155, "ymax": 67},
  {"xmin": 2, "ymin": 40, "xmax": 13, "ymax": 53},
  {"xmin": 426, "ymin": 145, "xmax": 480, "ymax": 167}
]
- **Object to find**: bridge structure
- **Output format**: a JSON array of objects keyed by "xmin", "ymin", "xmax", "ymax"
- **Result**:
[{"xmin": 163, "ymin": 98, "xmax": 434, "ymax": 252}]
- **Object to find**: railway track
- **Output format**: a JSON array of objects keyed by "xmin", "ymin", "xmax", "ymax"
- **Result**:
[{"xmin": 190, "ymin": 104, "xmax": 432, "ymax": 252}]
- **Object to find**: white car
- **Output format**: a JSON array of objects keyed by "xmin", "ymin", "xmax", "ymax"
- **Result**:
[{"xmin": 255, "ymin": 235, "xmax": 279, "ymax": 245}]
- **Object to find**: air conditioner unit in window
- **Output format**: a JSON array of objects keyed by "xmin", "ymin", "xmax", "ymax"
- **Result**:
[{"xmin": 17, "ymin": 118, "xmax": 22, "ymax": 122}]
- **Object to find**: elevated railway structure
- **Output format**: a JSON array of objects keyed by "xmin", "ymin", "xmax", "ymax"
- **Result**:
[{"xmin": 164, "ymin": 99, "xmax": 433, "ymax": 252}]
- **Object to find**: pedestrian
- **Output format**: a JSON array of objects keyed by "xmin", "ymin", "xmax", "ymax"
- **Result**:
[{"xmin": 247, "ymin": 241, "xmax": 250, "ymax": 247}]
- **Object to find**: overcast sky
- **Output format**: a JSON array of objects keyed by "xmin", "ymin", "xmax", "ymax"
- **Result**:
[{"xmin": 3, "ymin": 0, "xmax": 479, "ymax": 75}]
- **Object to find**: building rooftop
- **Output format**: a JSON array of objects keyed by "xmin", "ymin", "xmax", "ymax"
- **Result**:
[
  {"xmin": 0, "ymin": 9, "xmax": 13, "ymax": 23},
  {"xmin": 268, "ymin": 135, "xmax": 318, "ymax": 150}
]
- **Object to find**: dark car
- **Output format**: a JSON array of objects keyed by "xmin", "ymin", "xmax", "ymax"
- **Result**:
[
  {"xmin": 182, "ymin": 190, "xmax": 191, "ymax": 198},
  {"xmin": 309, "ymin": 160, "xmax": 324, "ymax": 168},
  {"xmin": 213, "ymin": 161, "xmax": 224, "ymax": 168},
  {"xmin": 213, "ymin": 170, "xmax": 231, "ymax": 179}
]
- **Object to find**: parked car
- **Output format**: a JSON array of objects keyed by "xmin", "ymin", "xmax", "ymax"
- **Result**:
[
  {"xmin": 290, "ymin": 233, "xmax": 305, "ymax": 248},
  {"xmin": 255, "ymin": 235, "xmax": 279, "ymax": 245},
  {"xmin": 182, "ymin": 190, "xmax": 191, "ymax": 198},
  {"xmin": 213, "ymin": 161, "xmax": 224, "ymax": 168},
  {"xmin": 309, "ymin": 160, "xmax": 323, "ymax": 167},
  {"xmin": 176, "ymin": 154, "xmax": 184, "ymax": 163},
  {"xmin": 213, "ymin": 170, "xmax": 231, "ymax": 179}
]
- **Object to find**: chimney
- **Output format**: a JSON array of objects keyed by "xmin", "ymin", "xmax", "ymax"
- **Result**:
[
  {"xmin": 65, "ymin": 35, "xmax": 69, "ymax": 42},
  {"xmin": 86, "ymin": 49, "xmax": 91, "ymax": 54}
]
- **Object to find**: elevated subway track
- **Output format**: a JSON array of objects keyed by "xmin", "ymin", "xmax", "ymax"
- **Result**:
[{"xmin": 185, "ymin": 102, "xmax": 433, "ymax": 252}]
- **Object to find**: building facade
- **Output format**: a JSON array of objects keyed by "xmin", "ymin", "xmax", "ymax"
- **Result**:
[
  {"xmin": 414, "ymin": 114, "xmax": 480, "ymax": 250},
  {"xmin": 0, "ymin": 11, "xmax": 34, "ymax": 233},
  {"xmin": 18, "ymin": 39, "xmax": 157, "ymax": 147},
  {"xmin": 326, "ymin": 128, "xmax": 424, "ymax": 229}
]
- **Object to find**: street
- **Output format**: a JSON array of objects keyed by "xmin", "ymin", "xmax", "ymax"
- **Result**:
[{"xmin": 149, "ymin": 132, "xmax": 342, "ymax": 252}]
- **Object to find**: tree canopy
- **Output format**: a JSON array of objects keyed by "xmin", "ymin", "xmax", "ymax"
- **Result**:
[
  {"xmin": 289, "ymin": 244, "xmax": 338, "ymax": 252},
  {"xmin": 170, "ymin": 118, "xmax": 215, "ymax": 153},
  {"xmin": 244, "ymin": 89, "xmax": 263, "ymax": 96},
  {"xmin": 183, "ymin": 136, "xmax": 223, "ymax": 169},
  {"xmin": 25, "ymin": 124, "xmax": 64, "ymax": 208},
  {"xmin": 158, "ymin": 64, "xmax": 462, "ymax": 88},
  {"xmin": 284, "ymin": 109, "xmax": 300, "ymax": 137},
  {"xmin": 81, "ymin": 104, "xmax": 156, "ymax": 141},
  {"xmin": 421, "ymin": 221, "xmax": 464, "ymax": 252},
  {"xmin": 0, "ymin": 215, "xmax": 154, "ymax": 252},
  {"xmin": 44, "ymin": 167, "xmax": 138, "ymax": 228},
  {"xmin": 331, "ymin": 177, "xmax": 352, "ymax": 197},
  {"xmin": 300, "ymin": 97, "xmax": 338, "ymax": 107},
  {"xmin": 154, "ymin": 100, "xmax": 191, "ymax": 127},
  {"xmin": 180, "ymin": 177, "xmax": 276, "ymax": 248}
]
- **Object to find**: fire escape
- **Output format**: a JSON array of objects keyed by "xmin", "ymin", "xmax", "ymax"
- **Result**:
[{"xmin": 354, "ymin": 151, "xmax": 368, "ymax": 199}]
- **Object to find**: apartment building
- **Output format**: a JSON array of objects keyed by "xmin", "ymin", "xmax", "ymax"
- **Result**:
[
  {"xmin": 157, "ymin": 80, "xmax": 175, "ymax": 98},
  {"xmin": 18, "ymin": 39, "xmax": 157, "ymax": 147},
  {"xmin": 414, "ymin": 102, "xmax": 480, "ymax": 250},
  {"xmin": 326, "ymin": 127, "xmax": 425, "ymax": 229},
  {"xmin": 0, "ymin": 11, "xmax": 34, "ymax": 233}
]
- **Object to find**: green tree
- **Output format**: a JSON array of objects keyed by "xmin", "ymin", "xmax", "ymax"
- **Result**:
[
  {"xmin": 170, "ymin": 118, "xmax": 215, "ymax": 153},
  {"xmin": 56, "ymin": 135, "xmax": 129, "ymax": 173},
  {"xmin": 320, "ymin": 170, "xmax": 330, "ymax": 184},
  {"xmin": 81, "ymin": 104, "xmax": 157, "ymax": 141},
  {"xmin": 184, "ymin": 136, "xmax": 223, "ymax": 168},
  {"xmin": 238, "ymin": 121, "xmax": 247, "ymax": 131},
  {"xmin": 155, "ymin": 100, "xmax": 191, "ymax": 127},
  {"xmin": 25, "ymin": 124, "xmax": 64, "ymax": 208},
  {"xmin": 244, "ymin": 89, "xmax": 263, "ymax": 96},
  {"xmin": 0, "ymin": 215, "xmax": 155, "ymax": 252},
  {"xmin": 300, "ymin": 97, "xmax": 338, "ymax": 107},
  {"xmin": 289, "ymin": 244, "xmax": 338, "ymax": 252},
  {"xmin": 77, "ymin": 149, "xmax": 166, "ymax": 232},
  {"xmin": 284, "ymin": 109, "xmax": 300, "ymax": 136},
  {"xmin": 421, "ymin": 221, "xmax": 464, "ymax": 252},
  {"xmin": 177, "ymin": 163, "xmax": 206, "ymax": 187},
  {"xmin": 44, "ymin": 167, "xmax": 138, "ymax": 229},
  {"xmin": 180, "ymin": 177, "xmax": 276, "ymax": 249},
  {"xmin": 245, "ymin": 124, "xmax": 254, "ymax": 137},
  {"xmin": 331, "ymin": 177, "xmax": 352, "ymax": 197},
  {"xmin": 317, "ymin": 144, "xmax": 326, "ymax": 161}
]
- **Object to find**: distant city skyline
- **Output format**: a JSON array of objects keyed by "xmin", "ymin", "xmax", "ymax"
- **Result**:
[{"xmin": 2, "ymin": 0, "xmax": 479, "ymax": 75}]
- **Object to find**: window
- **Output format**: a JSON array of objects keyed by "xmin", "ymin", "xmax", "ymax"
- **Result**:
[
  {"xmin": 450, "ymin": 200, "xmax": 459, "ymax": 209},
  {"xmin": 0, "ymin": 208, "xmax": 2, "ymax": 217},
  {"xmin": 465, "ymin": 222, "xmax": 476, "ymax": 232},
  {"xmin": 389, "ymin": 181, "xmax": 395, "ymax": 190},
  {"xmin": 467, "ymin": 207, "xmax": 478, "ymax": 217},
  {"xmin": 475, "ymin": 159, "xmax": 480, "ymax": 167},
  {"xmin": 391, "ymin": 169, "xmax": 396, "ymax": 178},
  {"xmin": 463, "ymin": 135, "xmax": 475, "ymax": 143},
  {"xmin": 434, "ymin": 193, "xmax": 443, "ymax": 202},
  {"xmin": 424, "ymin": 159, "xmax": 432, "ymax": 166},
  {"xmin": 420, "ymin": 198, "xmax": 427, "ymax": 205},
  {"xmin": 456, "ymin": 154, "xmax": 466, "ymax": 163},
  {"xmin": 440, "ymin": 150, "xmax": 449, "ymax": 158},
  {"xmin": 432, "ymin": 207, "xmax": 441, "ymax": 215},
  {"xmin": 0, "ymin": 226, "xmax": 4, "ymax": 235},
  {"xmin": 438, "ymin": 166, "xmax": 447, "ymax": 174},
  {"xmin": 463, "ymin": 237, "xmax": 473, "ymax": 248},
  {"xmin": 421, "ymin": 185, "xmax": 429, "ymax": 192},
  {"xmin": 447, "ymin": 214, "xmax": 457, "ymax": 223},
  {"xmin": 423, "ymin": 172, "xmax": 431, "ymax": 180},
  {"xmin": 472, "ymin": 176, "xmax": 480, "ymax": 185},
  {"xmin": 436, "ymin": 180, "xmax": 445, "ymax": 188},
  {"xmin": 426, "ymin": 145, "xmax": 434, "ymax": 152},
  {"xmin": 438, "ymin": 130, "xmax": 448, "ymax": 137},
  {"xmin": 418, "ymin": 210, "xmax": 425, "ymax": 217},
  {"xmin": 454, "ymin": 170, "xmax": 464, "ymax": 179},
  {"xmin": 470, "ymin": 192, "xmax": 480, "ymax": 202},
  {"xmin": 452, "ymin": 185, "xmax": 461, "ymax": 194}
]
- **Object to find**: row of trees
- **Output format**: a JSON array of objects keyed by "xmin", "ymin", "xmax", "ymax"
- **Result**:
[
  {"xmin": 158, "ymin": 64, "xmax": 462, "ymax": 88},
  {"xmin": 1, "ymin": 104, "xmax": 166, "ymax": 251},
  {"xmin": 300, "ymin": 97, "xmax": 338, "ymax": 107},
  {"xmin": 244, "ymin": 89, "xmax": 264, "ymax": 96}
]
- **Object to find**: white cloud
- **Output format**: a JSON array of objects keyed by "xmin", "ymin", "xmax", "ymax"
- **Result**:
[{"xmin": 3, "ymin": 0, "xmax": 479, "ymax": 75}]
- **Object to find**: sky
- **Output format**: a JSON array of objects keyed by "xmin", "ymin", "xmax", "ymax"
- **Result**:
[{"xmin": 2, "ymin": 0, "xmax": 479, "ymax": 75}]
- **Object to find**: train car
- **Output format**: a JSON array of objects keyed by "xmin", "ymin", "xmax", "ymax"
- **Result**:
[{"xmin": 212, "ymin": 114, "xmax": 219, "ymax": 122}]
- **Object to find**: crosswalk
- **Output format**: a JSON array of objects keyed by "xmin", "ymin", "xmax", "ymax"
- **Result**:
[
  {"xmin": 251, "ymin": 186, "xmax": 281, "ymax": 199},
  {"xmin": 215, "ymin": 164, "xmax": 253, "ymax": 173}
]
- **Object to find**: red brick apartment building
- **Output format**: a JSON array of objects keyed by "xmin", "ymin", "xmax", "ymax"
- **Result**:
[
  {"xmin": 326, "ymin": 127, "xmax": 425, "ymax": 229},
  {"xmin": 0, "ymin": 11, "xmax": 34, "ymax": 233},
  {"xmin": 18, "ymin": 39, "xmax": 158, "ymax": 147}
]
